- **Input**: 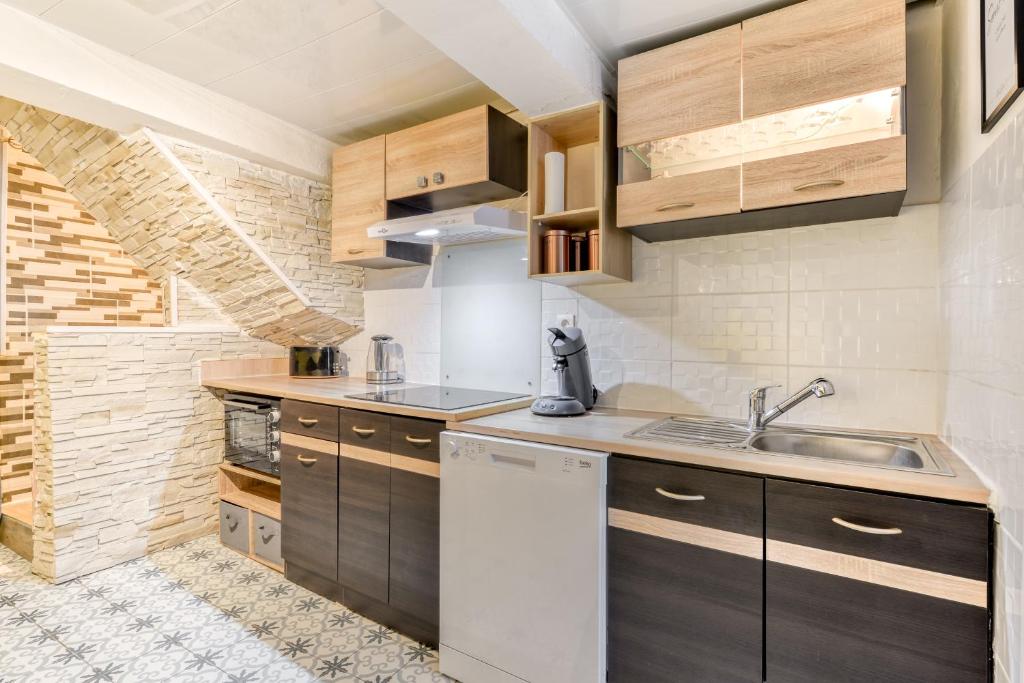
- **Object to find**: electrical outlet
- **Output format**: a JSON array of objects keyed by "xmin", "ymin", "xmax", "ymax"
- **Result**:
[{"xmin": 555, "ymin": 312, "xmax": 576, "ymax": 329}]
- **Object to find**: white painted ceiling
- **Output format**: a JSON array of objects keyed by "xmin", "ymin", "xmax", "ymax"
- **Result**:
[{"xmin": 0, "ymin": 0, "xmax": 509, "ymax": 144}]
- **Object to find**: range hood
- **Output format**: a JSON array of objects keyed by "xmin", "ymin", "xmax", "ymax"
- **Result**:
[{"xmin": 367, "ymin": 204, "xmax": 526, "ymax": 245}]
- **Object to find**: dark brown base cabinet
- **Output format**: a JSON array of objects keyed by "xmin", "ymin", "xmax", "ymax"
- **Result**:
[
  {"xmin": 389, "ymin": 469, "xmax": 440, "ymax": 628},
  {"xmin": 337, "ymin": 457, "xmax": 390, "ymax": 603},
  {"xmin": 608, "ymin": 457, "xmax": 992, "ymax": 683},
  {"xmin": 280, "ymin": 439, "xmax": 338, "ymax": 582}
]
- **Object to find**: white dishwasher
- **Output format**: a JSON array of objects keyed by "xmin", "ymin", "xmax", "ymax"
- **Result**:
[{"xmin": 439, "ymin": 431, "xmax": 607, "ymax": 683}]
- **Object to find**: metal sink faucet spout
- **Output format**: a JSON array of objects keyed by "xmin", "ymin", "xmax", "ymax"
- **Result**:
[{"xmin": 748, "ymin": 377, "xmax": 835, "ymax": 432}]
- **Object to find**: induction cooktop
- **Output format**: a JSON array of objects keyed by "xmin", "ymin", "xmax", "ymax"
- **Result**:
[{"xmin": 345, "ymin": 385, "xmax": 528, "ymax": 411}]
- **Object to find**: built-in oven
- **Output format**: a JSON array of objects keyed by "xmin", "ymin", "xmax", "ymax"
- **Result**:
[{"xmin": 224, "ymin": 393, "xmax": 281, "ymax": 477}]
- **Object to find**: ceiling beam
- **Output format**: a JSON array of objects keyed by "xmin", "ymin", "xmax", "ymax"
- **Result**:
[
  {"xmin": 0, "ymin": 4, "xmax": 335, "ymax": 181},
  {"xmin": 377, "ymin": 0, "xmax": 611, "ymax": 117}
]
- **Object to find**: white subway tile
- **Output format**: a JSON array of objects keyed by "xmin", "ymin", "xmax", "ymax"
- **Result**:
[
  {"xmin": 579, "ymin": 296, "xmax": 672, "ymax": 361},
  {"xmin": 578, "ymin": 237, "xmax": 673, "ymax": 300},
  {"xmin": 671, "ymin": 363, "xmax": 789, "ymax": 421},
  {"xmin": 592, "ymin": 359, "xmax": 674, "ymax": 412},
  {"xmin": 674, "ymin": 230, "xmax": 789, "ymax": 295},
  {"xmin": 673, "ymin": 293, "xmax": 788, "ymax": 365}
]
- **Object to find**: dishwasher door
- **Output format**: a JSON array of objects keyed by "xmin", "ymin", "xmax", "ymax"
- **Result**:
[{"xmin": 439, "ymin": 431, "xmax": 607, "ymax": 683}]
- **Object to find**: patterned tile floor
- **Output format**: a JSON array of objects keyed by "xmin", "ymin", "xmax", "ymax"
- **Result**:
[{"xmin": 0, "ymin": 535, "xmax": 453, "ymax": 682}]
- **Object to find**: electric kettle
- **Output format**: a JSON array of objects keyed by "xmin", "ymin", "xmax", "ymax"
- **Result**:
[{"xmin": 366, "ymin": 334, "xmax": 405, "ymax": 384}]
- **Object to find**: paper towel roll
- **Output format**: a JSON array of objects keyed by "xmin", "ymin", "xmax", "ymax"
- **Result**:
[{"xmin": 544, "ymin": 151, "xmax": 566, "ymax": 214}]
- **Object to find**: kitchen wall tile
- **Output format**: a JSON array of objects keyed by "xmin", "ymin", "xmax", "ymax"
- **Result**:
[
  {"xmin": 789, "ymin": 288, "xmax": 938, "ymax": 370},
  {"xmin": 674, "ymin": 230, "xmax": 789, "ymax": 294},
  {"xmin": 593, "ymin": 359, "xmax": 674, "ymax": 412},
  {"xmin": 671, "ymin": 363, "xmax": 789, "ymax": 421},
  {"xmin": 673, "ymin": 293, "xmax": 788, "ymax": 365},
  {"xmin": 789, "ymin": 204, "xmax": 939, "ymax": 291},
  {"xmin": 783, "ymin": 367, "xmax": 938, "ymax": 433},
  {"xmin": 541, "ymin": 282, "xmax": 578, "ymax": 301},
  {"xmin": 994, "ymin": 528, "xmax": 1023, "ymax": 683},
  {"xmin": 579, "ymin": 296, "xmax": 672, "ymax": 361},
  {"xmin": 577, "ymin": 237, "xmax": 673, "ymax": 300},
  {"xmin": 939, "ymin": 171, "xmax": 972, "ymax": 285}
]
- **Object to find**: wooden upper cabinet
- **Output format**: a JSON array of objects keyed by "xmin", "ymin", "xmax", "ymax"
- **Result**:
[
  {"xmin": 385, "ymin": 105, "xmax": 526, "ymax": 211},
  {"xmin": 742, "ymin": 0, "xmax": 906, "ymax": 118},
  {"xmin": 618, "ymin": 24, "xmax": 741, "ymax": 147},
  {"xmin": 331, "ymin": 136, "xmax": 387, "ymax": 264}
]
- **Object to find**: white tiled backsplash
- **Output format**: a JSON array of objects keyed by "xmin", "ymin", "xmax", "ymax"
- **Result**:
[
  {"xmin": 542, "ymin": 204, "xmax": 941, "ymax": 433},
  {"xmin": 939, "ymin": 105, "xmax": 1024, "ymax": 683}
]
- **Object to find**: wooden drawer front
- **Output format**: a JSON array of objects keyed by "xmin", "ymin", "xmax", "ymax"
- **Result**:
[
  {"xmin": 331, "ymin": 135, "xmax": 386, "ymax": 263},
  {"xmin": 617, "ymin": 167, "xmax": 740, "ymax": 227},
  {"xmin": 766, "ymin": 479, "xmax": 989, "ymax": 582},
  {"xmin": 618, "ymin": 24, "xmax": 741, "ymax": 146},
  {"xmin": 389, "ymin": 416, "xmax": 443, "ymax": 463},
  {"xmin": 281, "ymin": 399, "xmax": 339, "ymax": 441},
  {"xmin": 389, "ymin": 469, "xmax": 440, "ymax": 628},
  {"xmin": 281, "ymin": 439, "xmax": 339, "ymax": 580},
  {"xmin": 610, "ymin": 457, "xmax": 762, "ymax": 537},
  {"xmin": 742, "ymin": 0, "xmax": 906, "ymax": 118},
  {"xmin": 609, "ymin": 527, "xmax": 762, "ymax": 682},
  {"xmin": 385, "ymin": 106, "xmax": 489, "ymax": 201},
  {"xmin": 767, "ymin": 562, "xmax": 988, "ymax": 682},
  {"xmin": 742, "ymin": 136, "xmax": 906, "ymax": 211},
  {"xmin": 338, "ymin": 408, "xmax": 390, "ymax": 452},
  {"xmin": 338, "ymin": 455, "xmax": 391, "ymax": 604}
]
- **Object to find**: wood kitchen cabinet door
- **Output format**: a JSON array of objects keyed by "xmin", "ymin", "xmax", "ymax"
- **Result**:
[
  {"xmin": 617, "ymin": 24, "xmax": 741, "ymax": 147},
  {"xmin": 765, "ymin": 479, "xmax": 990, "ymax": 682},
  {"xmin": 608, "ymin": 458, "xmax": 764, "ymax": 683},
  {"xmin": 331, "ymin": 136, "xmax": 386, "ymax": 264},
  {"xmin": 281, "ymin": 437, "xmax": 339, "ymax": 581},
  {"xmin": 388, "ymin": 468, "xmax": 440, "ymax": 630},
  {"xmin": 337, "ymin": 449, "xmax": 391, "ymax": 604},
  {"xmin": 742, "ymin": 0, "xmax": 906, "ymax": 118},
  {"xmin": 617, "ymin": 166, "xmax": 740, "ymax": 228}
]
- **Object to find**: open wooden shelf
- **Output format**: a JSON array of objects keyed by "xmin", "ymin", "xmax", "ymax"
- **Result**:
[
  {"xmin": 218, "ymin": 463, "xmax": 283, "ymax": 573},
  {"xmin": 527, "ymin": 100, "xmax": 631, "ymax": 285}
]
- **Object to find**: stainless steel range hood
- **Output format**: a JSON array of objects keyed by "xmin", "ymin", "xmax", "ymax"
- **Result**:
[{"xmin": 367, "ymin": 203, "xmax": 526, "ymax": 245}]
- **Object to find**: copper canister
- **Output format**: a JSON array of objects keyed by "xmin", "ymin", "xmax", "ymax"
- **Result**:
[
  {"xmin": 570, "ymin": 234, "xmax": 587, "ymax": 271},
  {"xmin": 587, "ymin": 229, "xmax": 600, "ymax": 270},
  {"xmin": 543, "ymin": 230, "xmax": 570, "ymax": 273}
]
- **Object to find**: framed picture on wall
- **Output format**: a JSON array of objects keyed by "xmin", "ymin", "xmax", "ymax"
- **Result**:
[{"xmin": 982, "ymin": 0, "xmax": 1024, "ymax": 132}]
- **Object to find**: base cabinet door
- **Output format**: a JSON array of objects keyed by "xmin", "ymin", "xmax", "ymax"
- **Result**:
[
  {"xmin": 281, "ymin": 441, "xmax": 339, "ymax": 581},
  {"xmin": 338, "ymin": 455, "xmax": 391, "ymax": 603},
  {"xmin": 388, "ymin": 469, "xmax": 440, "ymax": 629},
  {"xmin": 609, "ymin": 528, "xmax": 763, "ymax": 682}
]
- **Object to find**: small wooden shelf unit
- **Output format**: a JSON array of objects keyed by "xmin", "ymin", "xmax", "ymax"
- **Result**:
[
  {"xmin": 527, "ymin": 101, "xmax": 631, "ymax": 284},
  {"xmin": 218, "ymin": 464, "xmax": 283, "ymax": 572}
]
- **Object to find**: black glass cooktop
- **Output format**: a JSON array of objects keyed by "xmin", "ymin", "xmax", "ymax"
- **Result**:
[{"xmin": 345, "ymin": 385, "xmax": 528, "ymax": 411}]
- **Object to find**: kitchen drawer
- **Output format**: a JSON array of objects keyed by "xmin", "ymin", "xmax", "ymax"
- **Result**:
[
  {"xmin": 389, "ymin": 416, "xmax": 443, "ymax": 463},
  {"xmin": 618, "ymin": 24, "xmax": 741, "ymax": 146},
  {"xmin": 338, "ymin": 408, "xmax": 390, "ymax": 452},
  {"xmin": 742, "ymin": 0, "xmax": 906, "ymax": 118},
  {"xmin": 219, "ymin": 501, "xmax": 249, "ymax": 554},
  {"xmin": 609, "ymin": 457, "xmax": 762, "ymax": 536},
  {"xmin": 616, "ymin": 167, "xmax": 740, "ymax": 228},
  {"xmin": 742, "ymin": 136, "xmax": 906, "ymax": 211},
  {"xmin": 253, "ymin": 512, "xmax": 283, "ymax": 567},
  {"xmin": 281, "ymin": 439, "xmax": 339, "ymax": 580},
  {"xmin": 281, "ymin": 399, "xmax": 339, "ymax": 441},
  {"xmin": 766, "ymin": 479, "xmax": 990, "ymax": 581}
]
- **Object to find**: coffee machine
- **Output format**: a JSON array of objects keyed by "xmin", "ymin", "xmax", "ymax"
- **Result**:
[{"xmin": 531, "ymin": 326, "xmax": 598, "ymax": 417}]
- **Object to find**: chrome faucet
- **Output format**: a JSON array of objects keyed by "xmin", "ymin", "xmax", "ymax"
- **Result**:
[{"xmin": 747, "ymin": 378, "xmax": 835, "ymax": 432}]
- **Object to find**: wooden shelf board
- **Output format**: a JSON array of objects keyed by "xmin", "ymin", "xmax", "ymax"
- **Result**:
[
  {"xmin": 530, "ymin": 269, "xmax": 628, "ymax": 286},
  {"xmin": 533, "ymin": 206, "xmax": 600, "ymax": 229},
  {"xmin": 221, "ymin": 487, "xmax": 281, "ymax": 521},
  {"xmin": 219, "ymin": 463, "xmax": 280, "ymax": 487}
]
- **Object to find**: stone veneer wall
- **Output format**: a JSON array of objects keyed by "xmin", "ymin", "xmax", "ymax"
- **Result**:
[
  {"xmin": 0, "ymin": 98, "xmax": 363, "ymax": 347},
  {"xmin": 2, "ymin": 140, "xmax": 164, "ymax": 508},
  {"xmin": 32, "ymin": 326, "xmax": 284, "ymax": 583}
]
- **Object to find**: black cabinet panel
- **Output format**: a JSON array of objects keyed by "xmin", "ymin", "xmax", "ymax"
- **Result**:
[
  {"xmin": 766, "ymin": 562, "xmax": 988, "ymax": 682},
  {"xmin": 389, "ymin": 470, "xmax": 440, "ymax": 629},
  {"xmin": 609, "ymin": 528, "xmax": 763, "ymax": 683},
  {"xmin": 767, "ymin": 479, "xmax": 990, "ymax": 580},
  {"xmin": 338, "ymin": 457, "xmax": 391, "ymax": 603},
  {"xmin": 281, "ymin": 442, "xmax": 338, "ymax": 581}
]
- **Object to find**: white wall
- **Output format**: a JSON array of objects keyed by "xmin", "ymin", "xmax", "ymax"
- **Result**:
[{"xmin": 939, "ymin": 2, "xmax": 1024, "ymax": 680}]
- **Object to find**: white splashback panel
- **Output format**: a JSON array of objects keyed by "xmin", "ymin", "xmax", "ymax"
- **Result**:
[{"xmin": 440, "ymin": 239, "xmax": 540, "ymax": 394}]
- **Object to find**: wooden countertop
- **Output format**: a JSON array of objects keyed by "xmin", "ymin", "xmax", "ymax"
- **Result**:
[
  {"xmin": 201, "ymin": 374, "xmax": 534, "ymax": 421},
  {"xmin": 447, "ymin": 407, "xmax": 990, "ymax": 505}
]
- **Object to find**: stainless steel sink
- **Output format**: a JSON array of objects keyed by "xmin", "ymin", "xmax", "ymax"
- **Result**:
[{"xmin": 625, "ymin": 417, "xmax": 951, "ymax": 475}]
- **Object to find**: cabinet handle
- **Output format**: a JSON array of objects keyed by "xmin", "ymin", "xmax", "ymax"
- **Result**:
[
  {"xmin": 416, "ymin": 175, "xmax": 429, "ymax": 189},
  {"xmin": 296, "ymin": 455, "xmax": 318, "ymax": 464},
  {"xmin": 352, "ymin": 426, "xmax": 376, "ymax": 437},
  {"xmin": 793, "ymin": 179, "xmax": 845, "ymax": 192},
  {"xmin": 347, "ymin": 248, "xmax": 366, "ymax": 255},
  {"xmin": 655, "ymin": 487, "xmax": 705, "ymax": 502},
  {"xmin": 297, "ymin": 418, "xmax": 319, "ymax": 427},
  {"xmin": 832, "ymin": 517, "xmax": 903, "ymax": 535},
  {"xmin": 405, "ymin": 435, "xmax": 432, "ymax": 446},
  {"xmin": 655, "ymin": 202, "xmax": 695, "ymax": 212},
  {"xmin": 433, "ymin": 171, "xmax": 445, "ymax": 185}
]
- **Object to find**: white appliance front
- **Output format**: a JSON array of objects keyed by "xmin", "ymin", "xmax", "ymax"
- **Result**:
[{"xmin": 439, "ymin": 432, "xmax": 607, "ymax": 683}]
